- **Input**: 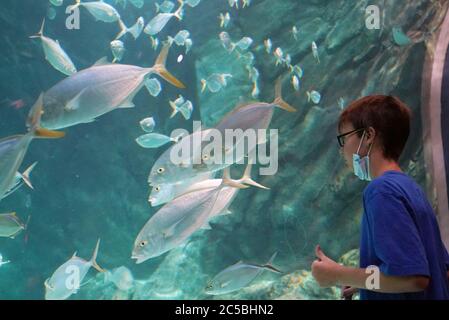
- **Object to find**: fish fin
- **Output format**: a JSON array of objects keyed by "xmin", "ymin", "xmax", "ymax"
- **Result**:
[
  {"xmin": 201, "ymin": 222, "xmax": 212, "ymax": 230},
  {"xmin": 240, "ymin": 162, "xmax": 270, "ymax": 190},
  {"xmin": 163, "ymin": 216, "xmax": 187, "ymax": 238},
  {"xmin": 173, "ymin": 4, "xmax": 184, "ymax": 20},
  {"xmin": 272, "ymin": 77, "xmax": 296, "ymax": 112},
  {"xmin": 64, "ymin": 89, "xmax": 84, "ymax": 111},
  {"xmin": 93, "ymin": 56, "xmax": 110, "ymax": 66},
  {"xmin": 29, "ymin": 18, "xmax": 45, "ymax": 38},
  {"xmin": 154, "ymin": 2, "xmax": 160, "ymax": 13},
  {"xmin": 82, "ymin": 118, "xmax": 96, "ymax": 124},
  {"xmin": 22, "ymin": 162, "xmax": 37, "ymax": 190},
  {"xmin": 222, "ymin": 167, "xmax": 249, "ymax": 189},
  {"xmin": 306, "ymin": 91, "xmax": 311, "ymax": 102},
  {"xmin": 169, "ymin": 101, "xmax": 178, "ymax": 118},
  {"xmin": 27, "ymin": 93, "xmax": 65, "ymax": 139},
  {"xmin": 90, "ymin": 239, "xmax": 105, "ymax": 273},
  {"xmin": 115, "ymin": 19, "xmax": 128, "ymax": 40},
  {"xmin": 200, "ymin": 79, "xmax": 207, "ymax": 93},
  {"xmin": 129, "ymin": 17, "xmax": 144, "ymax": 39},
  {"xmin": 44, "ymin": 278, "xmax": 54, "ymax": 291},
  {"xmin": 152, "ymin": 43, "xmax": 186, "ymax": 88},
  {"xmin": 72, "ymin": 251, "xmax": 78, "ymax": 258},
  {"xmin": 117, "ymin": 100, "xmax": 135, "ymax": 109}
]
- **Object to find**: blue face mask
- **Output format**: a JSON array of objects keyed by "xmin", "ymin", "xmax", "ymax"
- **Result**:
[{"xmin": 352, "ymin": 131, "xmax": 373, "ymax": 181}]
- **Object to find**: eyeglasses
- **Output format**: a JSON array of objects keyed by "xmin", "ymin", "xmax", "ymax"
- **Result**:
[{"xmin": 337, "ymin": 128, "xmax": 365, "ymax": 147}]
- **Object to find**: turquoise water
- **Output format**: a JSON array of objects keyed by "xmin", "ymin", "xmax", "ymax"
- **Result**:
[{"xmin": 0, "ymin": 0, "xmax": 445, "ymax": 299}]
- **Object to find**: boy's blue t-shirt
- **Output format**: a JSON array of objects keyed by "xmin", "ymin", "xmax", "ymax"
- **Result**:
[{"xmin": 360, "ymin": 170, "xmax": 449, "ymax": 300}]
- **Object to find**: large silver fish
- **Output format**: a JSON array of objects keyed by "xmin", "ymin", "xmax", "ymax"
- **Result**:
[
  {"xmin": 41, "ymin": 43, "xmax": 185, "ymax": 130},
  {"xmin": 0, "ymin": 95, "xmax": 64, "ymax": 200},
  {"xmin": 68, "ymin": 0, "xmax": 121, "ymax": 23},
  {"xmin": 0, "ymin": 212, "xmax": 30, "ymax": 238}
]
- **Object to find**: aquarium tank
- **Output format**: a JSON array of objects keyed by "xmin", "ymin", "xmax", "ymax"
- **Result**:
[{"xmin": 0, "ymin": 0, "xmax": 448, "ymax": 300}]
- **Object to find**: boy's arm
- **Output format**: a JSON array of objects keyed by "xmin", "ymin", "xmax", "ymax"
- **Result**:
[{"xmin": 312, "ymin": 245, "xmax": 429, "ymax": 293}]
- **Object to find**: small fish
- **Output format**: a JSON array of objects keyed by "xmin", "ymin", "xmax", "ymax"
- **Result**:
[
  {"xmin": 242, "ymin": 0, "xmax": 251, "ymax": 8},
  {"xmin": 291, "ymin": 75, "xmax": 300, "ymax": 91},
  {"xmin": 311, "ymin": 41, "xmax": 320, "ymax": 64},
  {"xmin": 110, "ymin": 40, "xmax": 125, "ymax": 63},
  {"xmin": 306, "ymin": 90, "xmax": 321, "ymax": 104},
  {"xmin": 104, "ymin": 266, "xmax": 134, "ymax": 291},
  {"xmin": 49, "ymin": 0, "xmax": 63, "ymax": 6},
  {"xmin": 150, "ymin": 36, "xmax": 160, "ymax": 50},
  {"xmin": 144, "ymin": 4, "xmax": 184, "ymax": 36},
  {"xmin": 264, "ymin": 39, "xmax": 272, "ymax": 54},
  {"xmin": 219, "ymin": 31, "xmax": 235, "ymax": 53},
  {"xmin": 289, "ymin": 64, "xmax": 303, "ymax": 78},
  {"xmin": 144, "ymin": 78, "xmax": 162, "ymax": 97},
  {"xmin": 237, "ymin": 51, "xmax": 254, "ymax": 65},
  {"xmin": 169, "ymin": 98, "xmax": 193, "ymax": 120},
  {"xmin": 235, "ymin": 37, "xmax": 253, "ymax": 51},
  {"xmin": 47, "ymin": 7, "xmax": 57, "ymax": 20},
  {"xmin": 30, "ymin": 19, "xmax": 77, "ymax": 76},
  {"xmin": 139, "ymin": 117, "xmax": 156, "ymax": 133},
  {"xmin": 45, "ymin": 239, "xmax": 104, "ymax": 300},
  {"xmin": 155, "ymin": 0, "xmax": 175, "ymax": 13},
  {"xmin": 219, "ymin": 12, "xmax": 230, "ymax": 28},
  {"xmin": 184, "ymin": 38, "xmax": 193, "ymax": 54},
  {"xmin": 0, "ymin": 94, "xmax": 64, "ymax": 200},
  {"xmin": 129, "ymin": 0, "xmax": 144, "ymax": 8},
  {"xmin": 0, "ymin": 253, "xmax": 11, "ymax": 267},
  {"xmin": 116, "ymin": 17, "xmax": 145, "ymax": 40},
  {"xmin": 392, "ymin": 27, "xmax": 412, "ymax": 46},
  {"xmin": 338, "ymin": 97, "xmax": 345, "ymax": 110},
  {"xmin": 284, "ymin": 53, "xmax": 291, "ymax": 66},
  {"xmin": 168, "ymin": 30, "xmax": 190, "ymax": 46},
  {"xmin": 251, "ymin": 81, "xmax": 259, "ymax": 98},
  {"xmin": 183, "ymin": 0, "xmax": 201, "ymax": 7},
  {"xmin": 228, "ymin": 0, "xmax": 238, "ymax": 9},
  {"xmin": 292, "ymin": 25, "xmax": 299, "ymax": 40},
  {"xmin": 135, "ymin": 133, "xmax": 180, "ymax": 149},
  {"xmin": 201, "ymin": 73, "xmax": 233, "ymax": 93},
  {"xmin": 2, "ymin": 162, "xmax": 37, "ymax": 200},
  {"xmin": 205, "ymin": 252, "xmax": 282, "ymax": 295},
  {"xmin": 68, "ymin": 0, "xmax": 121, "ymax": 23},
  {"xmin": 274, "ymin": 47, "xmax": 283, "ymax": 66},
  {"xmin": 0, "ymin": 212, "xmax": 30, "ymax": 238},
  {"xmin": 247, "ymin": 66, "xmax": 259, "ymax": 82}
]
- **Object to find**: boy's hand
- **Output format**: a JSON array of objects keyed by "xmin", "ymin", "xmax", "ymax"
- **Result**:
[
  {"xmin": 341, "ymin": 286, "xmax": 358, "ymax": 299},
  {"xmin": 311, "ymin": 245, "xmax": 342, "ymax": 288}
]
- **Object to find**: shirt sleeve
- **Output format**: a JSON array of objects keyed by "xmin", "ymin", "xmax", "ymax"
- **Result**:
[{"xmin": 365, "ymin": 192, "xmax": 430, "ymax": 277}]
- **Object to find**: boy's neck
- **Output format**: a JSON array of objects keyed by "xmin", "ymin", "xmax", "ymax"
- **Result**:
[{"xmin": 370, "ymin": 152, "xmax": 402, "ymax": 179}]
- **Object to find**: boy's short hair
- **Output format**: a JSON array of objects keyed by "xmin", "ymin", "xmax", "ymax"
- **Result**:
[{"xmin": 338, "ymin": 95, "xmax": 411, "ymax": 162}]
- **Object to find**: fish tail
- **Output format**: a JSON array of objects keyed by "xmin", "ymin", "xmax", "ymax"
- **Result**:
[
  {"xmin": 169, "ymin": 101, "xmax": 178, "ymax": 118},
  {"xmin": 67, "ymin": 0, "xmax": 81, "ymax": 12},
  {"xmin": 273, "ymin": 76, "xmax": 296, "ymax": 112},
  {"xmin": 152, "ymin": 43, "xmax": 186, "ymax": 88},
  {"xmin": 91, "ymin": 239, "xmax": 106, "ymax": 273},
  {"xmin": 261, "ymin": 252, "xmax": 283, "ymax": 274},
  {"xmin": 222, "ymin": 167, "xmax": 249, "ymax": 189},
  {"xmin": 22, "ymin": 162, "xmax": 38, "ymax": 190},
  {"xmin": 174, "ymin": 3, "xmax": 184, "ymax": 20},
  {"xmin": 240, "ymin": 162, "xmax": 270, "ymax": 190},
  {"xmin": 29, "ymin": 18, "xmax": 45, "ymax": 39},
  {"xmin": 200, "ymin": 79, "xmax": 207, "ymax": 93},
  {"xmin": 115, "ymin": 19, "xmax": 128, "ymax": 40},
  {"xmin": 27, "ymin": 93, "xmax": 65, "ymax": 139},
  {"xmin": 154, "ymin": 2, "xmax": 160, "ymax": 13}
]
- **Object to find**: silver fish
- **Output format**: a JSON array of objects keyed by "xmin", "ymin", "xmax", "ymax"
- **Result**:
[
  {"xmin": 50, "ymin": 0, "xmax": 64, "ymax": 6},
  {"xmin": 129, "ymin": 0, "xmax": 144, "ymax": 8},
  {"xmin": 183, "ymin": 0, "xmax": 201, "ymax": 7},
  {"xmin": 144, "ymin": 78, "xmax": 162, "ymax": 97},
  {"xmin": 110, "ymin": 40, "xmax": 125, "ymax": 63},
  {"xmin": 200, "ymin": 73, "xmax": 232, "ymax": 93},
  {"xmin": 155, "ymin": 0, "xmax": 175, "ymax": 13},
  {"xmin": 1, "ymin": 162, "xmax": 37, "ymax": 200},
  {"xmin": 139, "ymin": 117, "xmax": 156, "ymax": 133},
  {"xmin": 0, "ymin": 212, "xmax": 30, "ymax": 238},
  {"xmin": 205, "ymin": 252, "xmax": 281, "ymax": 295},
  {"xmin": 144, "ymin": 4, "xmax": 184, "ymax": 36},
  {"xmin": 104, "ymin": 266, "xmax": 134, "ymax": 291},
  {"xmin": 40, "ymin": 43, "xmax": 185, "ymax": 130},
  {"xmin": 219, "ymin": 12, "xmax": 230, "ymax": 28},
  {"xmin": 135, "ymin": 133, "xmax": 179, "ymax": 149},
  {"xmin": 30, "ymin": 19, "xmax": 77, "ymax": 76},
  {"xmin": 116, "ymin": 17, "xmax": 145, "ymax": 40},
  {"xmin": 68, "ymin": 0, "xmax": 121, "ymax": 23},
  {"xmin": 0, "ymin": 95, "xmax": 64, "ymax": 200},
  {"xmin": 45, "ymin": 239, "xmax": 104, "ymax": 300}
]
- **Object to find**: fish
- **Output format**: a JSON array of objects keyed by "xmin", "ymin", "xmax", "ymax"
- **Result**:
[
  {"xmin": 264, "ymin": 39, "xmax": 272, "ymax": 54},
  {"xmin": 30, "ymin": 19, "xmax": 77, "ymax": 76},
  {"xmin": 284, "ymin": 53, "xmax": 291, "ymax": 67},
  {"xmin": 110, "ymin": 40, "xmax": 125, "ymax": 63},
  {"xmin": 150, "ymin": 36, "xmax": 160, "ymax": 50},
  {"xmin": 219, "ymin": 12, "xmax": 230, "ymax": 28},
  {"xmin": 44, "ymin": 239, "xmax": 104, "ymax": 300},
  {"xmin": 242, "ymin": 0, "xmax": 251, "ymax": 8},
  {"xmin": 289, "ymin": 64, "xmax": 303, "ymax": 78},
  {"xmin": 251, "ymin": 81, "xmax": 259, "ymax": 99},
  {"xmin": 201, "ymin": 73, "xmax": 233, "ymax": 93},
  {"xmin": 104, "ymin": 266, "xmax": 134, "ymax": 291},
  {"xmin": 132, "ymin": 174, "xmax": 249, "ymax": 263},
  {"xmin": 247, "ymin": 66, "xmax": 259, "ymax": 82},
  {"xmin": 135, "ymin": 133, "xmax": 180, "ymax": 149},
  {"xmin": 169, "ymin": 99, "xmax": 193, "ymax": 120},
  {"xmin": 129, "ymin": 0, "xmax": 144, "ymax": 8},
  {"xmin": 292, "ymin": 25, "xmax": 299, "ymax": 40},
  {"xmin": 40, "ymin": 43, "xmax": 185, "ymax": 130},
  {"xmin": 306, "ymin": 90, "xmax": 321, "ymax": 104},
  {"xmin": 47, "ymin": 7, "xmax": 57, "ymax": 20},
  {"xmin": 49, "ymin": 0, "xmax": 64, "ymax": 6},
  {"xmin": 155, "ymin": 0, "xmax": 175, "ymax": 13},
  {"xmin": 139, "ymin": 117, "xmax": 156, "ymax": 133},
  {"xmin": 144, "ymin": 3, "xmax": 184, "ymax": 36},
  {"xmin": 0, "ymin": 253, "xmax": 11, "ymax": 267},
  {"xmin": 274, "ymin": 47, "xmax": 283, "ymax": 66},
  {"xmin": 0, "ymin": 94, "xmax": 64, "ymax": 201},
  {"xmin": 205, "ymin": 252, "xmax": 282, "ymax": 295},
  {"xmin": 311, "ymin": 41, "xmax": 320, "ymax": 64},
  {"xmin": 182, "ymin": 0, "xmax": 201, "ymax": 7},
  {"xmin": 144, "ymin": 78, "xmax": 162, "ymax": 97},
  {"xmin": 392, "ymin": 27, "xmax": 412, "ymax": 46},
  {"xmin": 1, "ymin": 162, "xmax": 37, "ymax": 200},
  {"xmin": 184, "ymin": 38, "xmax": 193, "ymax": 54},
  {"xmin": 291, "ymin": 75, "xmax": 300, "ymax": 91},
  {"xmin": 68, "ymin": 0, "xmax": 121, "ymax": 23},
  {"xmin": 168, "ymin": 30, "xmax": 190, "ymax": 46},
  {"xmin": 219, "ymin": 31, "xmax": 235, "ymax": 53},
  {"xmin": 234, "ymin": 37, "xmax": 253, "ymax": 51},
  {"xmin": 0, "ymin": 212, "xmax": 30, "ymax": 238},
  {"xmin": 148, "ymin": 77, "xmax": 295, "ymax": 185},
  {"xmin": 228, "ymin": 0, "xmax": 238, "ymax": 9},
  {"xmin": 116, "ymin": 17, "xmax": 145, "ymax": 40}
]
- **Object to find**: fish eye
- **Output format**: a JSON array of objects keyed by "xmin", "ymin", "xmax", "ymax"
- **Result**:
[
  {"xmin": 155, "ymin": 186, "xmax": 160, "ymax": 192},
  {"xmin": 139, "ymin": 240, "xmax": 148, "ymax": 247},
  {"xmin": 202, "ymin": 155, "xmax": 209, "ymax": 160},
  {"xmin": 157, "ymin": 167, "xmax": 165, "ymax": 174}
]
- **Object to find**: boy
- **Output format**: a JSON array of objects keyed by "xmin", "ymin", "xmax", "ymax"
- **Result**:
[{"xmin": 311, "ymin": 95, "xmax": 449, "ymax": 299}]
